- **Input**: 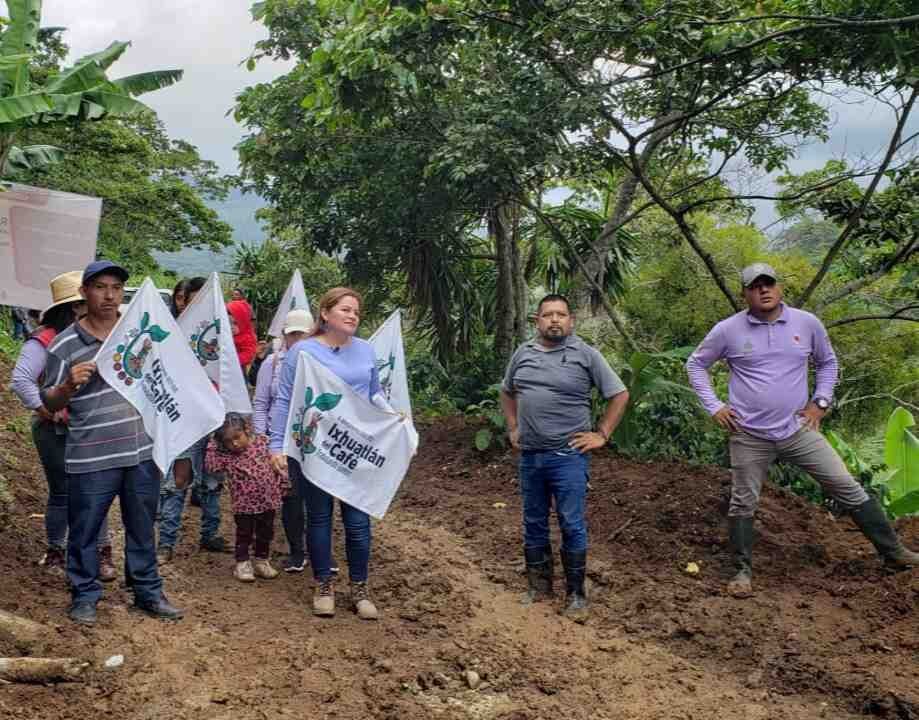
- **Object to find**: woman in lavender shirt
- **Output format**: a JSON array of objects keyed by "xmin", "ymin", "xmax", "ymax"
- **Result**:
[
  {"xmin": 269, "ymin": 287, "xmax": 390, "ymax": 621},
  {"xmin": 10, "ymin": 271, "xmax": 115, "ymax": 581},
  {"xmin": 252, "ymin": 308, "xmax": 310, "ymax": 572}
]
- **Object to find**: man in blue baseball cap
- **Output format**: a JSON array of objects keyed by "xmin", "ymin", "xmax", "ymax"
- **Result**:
[
  {"xmin": 41, "ymin": 259, "xmax": 184, "ymax": 625},
  {"xmin": 81, "ymin": 259, "xmax": 129, "ymax": 286}
]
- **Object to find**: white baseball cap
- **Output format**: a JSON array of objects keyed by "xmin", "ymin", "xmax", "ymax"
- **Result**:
[{"xmin": 283, "ymin": 309, "xmax": 313, "ymax": 334}]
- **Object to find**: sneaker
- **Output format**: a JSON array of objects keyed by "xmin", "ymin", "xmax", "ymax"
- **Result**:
[
  {"xmin": 253, "ymin": 559, "xmax": 279, "ymax": 579},
  {"xmin": 234, "ymin": 560, "xmax": 255, "ymax": 582},
  {"xmin": 98, "ymin": 545, "xmax": 117, "ymax": 583},
  {"xmin": 330, "ymin": 562, "xmax": 340, "ymax": 576},
  {"xmin": 283, "ymin": 555, "xmax": 306, "ymax": 573},
  {"xmin": 68, "ymin": 601, "xmax": 97, "ymax": 626},
  {"xmin": 156, "ymin": 545, "xmax": 174, "ymax": 566},
  {"xmin": 350, "ymin": 581, "xmax": 379, "ymax": 620},
  {"xmin": 312, "ymin": 579, "xmax": 335, "ymax": 617},
  {"xmin": 200, "ymin": 535, "xmax": 228, "ymax": 553},
  {"xmin": 41, "ymin": 547, "xmax": 66, "ymax": 576}
]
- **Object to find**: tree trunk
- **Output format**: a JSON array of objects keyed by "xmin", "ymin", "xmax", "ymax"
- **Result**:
[
  {"xmin": 511, "ymin": 203, "xmax": 528, "ymax": 345},
  {"xmin": 490, "ymin": 201, "xmax": 525, "ymax": 363},
  {"xmin": 0, "ymin": 657, "xmax": 89, "ymax": 684}
]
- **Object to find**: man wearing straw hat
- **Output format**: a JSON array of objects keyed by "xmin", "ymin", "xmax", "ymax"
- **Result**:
[
  {"xmin": 41, "ymin": 260, "xmax": 183, "ymax": 625},
  {"xmin": 11, "ymin": 271, "xmax": 117, "ymax": 582}
]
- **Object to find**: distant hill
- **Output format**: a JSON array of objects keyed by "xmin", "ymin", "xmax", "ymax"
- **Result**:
[{"xmin": 153, "ymin": 187, "xmax": 266, "ymax": 275}]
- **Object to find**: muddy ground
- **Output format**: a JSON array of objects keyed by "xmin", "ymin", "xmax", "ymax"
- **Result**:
[{"xmin": 1, "ymin": 368, "xmax": 917, "ymax": 719}]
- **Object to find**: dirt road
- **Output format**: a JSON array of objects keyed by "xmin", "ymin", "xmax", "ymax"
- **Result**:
[{"xmin": 1, "ymin": 394, "xmax": 917, "ymax": 718}]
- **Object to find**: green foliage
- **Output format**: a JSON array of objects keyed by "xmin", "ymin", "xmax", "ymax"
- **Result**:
[
  {"xmin": 465, "ymin": 385, "xmax": 507, "ymax": 452},
  {"xmin": 231, "ymin": 234, "xmax": 345, "ymax": 335},
  {"xmin": 822, "ymin": 407, "xmax": 919, "ymax": 518},
  {"xmin": 12, "ymin": 114, "xmax": 233, "ymax": 275},
  {"xmin": 883, "ymin": 407, "xmax": 919, "ymax": 513},
  {"xmin": 0, "ymin": 319, "xmax": 22, "ymax": 361},
  {"xmin": 0, "ymin": 4, "xmax": 183, "ymax": 176}
]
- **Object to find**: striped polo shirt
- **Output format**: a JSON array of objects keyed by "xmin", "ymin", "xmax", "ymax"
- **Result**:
[{"xmin": 40, "ymin": 321, "xmax": 153, "ymax": 474}]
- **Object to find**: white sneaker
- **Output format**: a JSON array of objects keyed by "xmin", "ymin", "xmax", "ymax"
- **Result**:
[{"xmin": 234, "ymin": 560, "xmax": 255, "ymax": 582}]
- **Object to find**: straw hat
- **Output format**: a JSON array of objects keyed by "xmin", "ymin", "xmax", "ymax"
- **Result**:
[{"xmin": 42, "ymin": 271, "xmax": 84, "ymax": 319}]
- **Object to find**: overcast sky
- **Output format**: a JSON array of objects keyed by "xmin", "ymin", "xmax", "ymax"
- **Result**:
[
  {"xmin": 12, "ymin": 2, "xmax": 919, "ymax": 229},
  {"xmin": 37, "ymin": 1, "xmax": 292, "ymax": 174}
]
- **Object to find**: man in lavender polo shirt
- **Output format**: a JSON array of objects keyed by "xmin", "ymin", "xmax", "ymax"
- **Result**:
[{"xmin": 687, "ymin": 262, "xmax": 919, "ymax": 598}]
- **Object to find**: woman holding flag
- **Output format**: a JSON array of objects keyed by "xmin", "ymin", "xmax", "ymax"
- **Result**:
[{"xmin": 269, "ymin": 287, "xmax": 390, "ymax": 620}]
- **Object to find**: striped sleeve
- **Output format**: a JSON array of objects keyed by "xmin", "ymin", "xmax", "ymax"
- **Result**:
[{"xmin": 39, "ymin": 342, "xmax": 71, "ymax": 407}]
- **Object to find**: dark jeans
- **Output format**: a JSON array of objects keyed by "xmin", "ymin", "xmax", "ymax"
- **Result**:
[
  {"xmin": 304, "ymin": 479, "xmax": 370, "ymax": 582},
  {"xmin": 519, "ymin": 449, "xmax": 589, "ymax": 552},
  {"xmin": 283, "ymin": 463, "xmax": 310, "ymax": 561},
  {"xmin": 235, "ymin": 511, "xmax": 275, "ymax": 561},
  {"xmin": 67, "ymin": 460, "xmax": 163, "ymax": 605},
  {"xmin": 33, "ymin": 420, "xmax": 110, "ymax": 550},
  {"xmin": 158, "ymin": 436, "xmax": 221, "ymax": 548}
]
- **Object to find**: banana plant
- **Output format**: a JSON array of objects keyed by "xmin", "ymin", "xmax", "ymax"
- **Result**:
[
  {"xmin": 883, "ymin": 407, "xmax": 919, "ymax": 517},
  {"xmin": 612, "ymin": 346, "xmax": 697, "ymax": 452},
  {"xmin": 0, "ymin": 0, "xmax": 183, "ymax": 176}
]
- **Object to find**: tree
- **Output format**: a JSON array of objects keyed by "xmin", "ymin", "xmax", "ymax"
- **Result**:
[
  {"xmin": 0, "ymin": 0, "xmax": 183, "ymax": 177},
  {"xmin": 13, "ymin": 113, "xmax": 233, "ymax": 274},
  {"xmin": 231, "ymin": 228, "xmax": 345, "ymax": 333},
  {"xmin": 253, "ymin": 0, "xmax": 919, "ymax": 326}
]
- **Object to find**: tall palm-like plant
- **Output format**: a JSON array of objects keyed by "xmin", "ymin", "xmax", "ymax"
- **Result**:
[{"xmin": 0, "ymin": 0, "xmax": 183, "ymax": 176}]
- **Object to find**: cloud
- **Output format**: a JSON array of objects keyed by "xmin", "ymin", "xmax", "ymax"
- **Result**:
[{"xmin": 33, "ymin": 0, "xmax": 293, "ymax": 173}]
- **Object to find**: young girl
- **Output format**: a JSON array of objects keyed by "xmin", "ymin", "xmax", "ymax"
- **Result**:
[{"xmin": 205, "ymin": 413, "xmax": 288, "ymax": 582}]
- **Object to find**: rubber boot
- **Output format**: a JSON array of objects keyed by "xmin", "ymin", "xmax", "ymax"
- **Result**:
[
  {"xmin": 560, "ymin": 549, "xmax": 588, "ymax": 623},
  {"xmin": 522, "ymin": 546, "xmax": 554, "ymax": 605},
  {"xmin": 727, "ymin": 516, "xmax": 754, "ymax": 598},
  {"xmin": 850, "ymin": 498, "xmax": 919, "ymax": 570}
]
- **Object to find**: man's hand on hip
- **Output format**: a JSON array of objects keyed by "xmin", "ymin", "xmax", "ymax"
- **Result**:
[
  {"xmin": 507, "ymin": 427, "xmax": 520, "ymax": 450},
  {"xmin": 797, "ymin": 402, "xmax": 826, "ymax": 431},
  {"xmin": 713, "ymin": 406, "xmax": 741, "ymax": 432},
  {"xmin": 569, "ymin": 431, "xmax": 607, "ymax": 453}
]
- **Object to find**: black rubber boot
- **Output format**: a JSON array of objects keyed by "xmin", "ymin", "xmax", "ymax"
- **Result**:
[
  {"xmin": 850, "ymin": 498, "xmax": 919, "ymax": 570},
  {"xmin": 522, "ymin": 546, "xmax": 554, "ymax": 605},
  {"xmin": 561, "ymin": 549, "xmax": 588, "ymax": 622},
  {"xmin": 727, "ymin": 516, "xmax": 754, "ymax": 598}
]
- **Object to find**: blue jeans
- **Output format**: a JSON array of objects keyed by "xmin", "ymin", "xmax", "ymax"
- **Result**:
[
  {"xmin": 158, "ymin": 438, "xmax": 221, "ymax": 548},
  {"xmin": 33, "ymin": 420, "xmax": 111, "ymax": 550},
  {"xmin": 519, "ymin": 449, "xmax": 589, "ymax": 552},
  {"xmin": 284, "ymin": 463, "xmax": 310, "ymax": 561},
  {"xmin": 67, "ymin": 460, "xmax": 163, "ymax": 605},
  {"xmin": 304, "ymin": 479, "xmax": 370, "ymax": 582}
]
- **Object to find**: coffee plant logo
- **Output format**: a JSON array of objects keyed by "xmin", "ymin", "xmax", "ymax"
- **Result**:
[
  {"xmin": 291, "ymin": 386, "xmax": 341, "ymax": 458},
  {"xmin": 190, "ymin": 319, "xmax": 220, "ymax": 367},
  {"xmin": 111, "ymin": 312, "xmax": 170, "ymax": 387},
  {"xmin": 376, "ymin": 352, "xmax": 396, "ymax": 401}
]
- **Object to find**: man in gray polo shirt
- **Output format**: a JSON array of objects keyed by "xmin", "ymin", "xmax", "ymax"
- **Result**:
[
  {"xmin": 42, "ymin": 260, "xmax": 183, "ymax": 625},
  {"xmin": 501, "ymin": 294, "xmax": 629, "ymax": 620}
]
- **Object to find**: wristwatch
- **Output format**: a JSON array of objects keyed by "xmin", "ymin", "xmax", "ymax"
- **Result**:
[{"xmin": 814, "ymin": 397, "xmax": 830, "ymax": 411}]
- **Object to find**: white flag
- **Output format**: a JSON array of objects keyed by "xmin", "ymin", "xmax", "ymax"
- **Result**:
[
  {"xmin": 368, "ymin": 309, "xmax": 413, "ymax": 421},
  {"xmin": 268, "ymin": 269, "xmax": 312, "ymax": 338},
  {"xmin": 283, "ymin": 352, "xmax": 418, "ymax": 519},
  {"xmin": 178, "ymin": 272, "xmax": 253, "ymax": 415},
  {"xmin": 96, "ymin": 278, "xmax": 226, "ymax": 474}
]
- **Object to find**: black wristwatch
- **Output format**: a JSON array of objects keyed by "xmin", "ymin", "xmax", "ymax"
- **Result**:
[{"xmin": 814, "ymin": 397, "xmax": 830, "ymax": 411}]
